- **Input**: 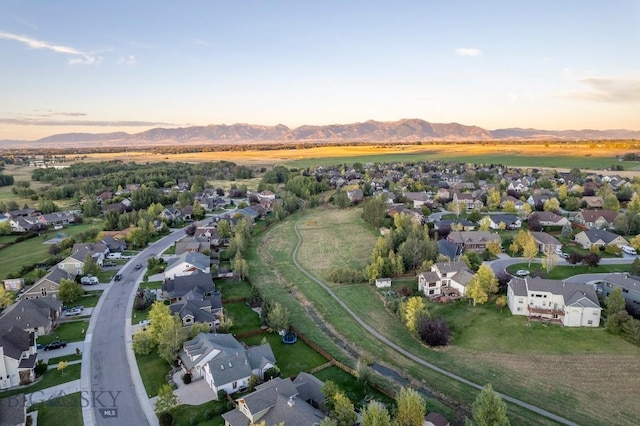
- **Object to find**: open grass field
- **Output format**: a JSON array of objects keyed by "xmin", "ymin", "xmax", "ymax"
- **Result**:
[
  {"xmin": 250, "ymin": 206, "xmax": 640, "ymax": 426},
  {"xmin": 0, "ymin": 219, "xmax": 105, "ymax": 279},
  {"xmin": 61, "ymin": 142, "xmax": 640, "ymax": 176},
  {"xmin": 27, "ymin": 392, "xmax": 83, "ymax": 426}
]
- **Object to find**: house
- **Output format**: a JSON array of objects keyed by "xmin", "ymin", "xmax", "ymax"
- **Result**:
[
  {"xmin": 100, "ymin": 235, "xmax": 127, "ymax": 253},
  {"xmin": 574, "ymin": 229, "xmax": 628, "ymax": 250},
  {"xmin": 346, "ymin": 189, "xmax": 364, "ymax": 203},
  {"xmin": 163, "ymin": 252, "xmax": 211, "ymax": 279},
  {"xmin": 531, "ymin": 211, "xmax": 570, "ymax": 227},
  {"xmin": 500, "ymin": 195, "xmax": 526, "ymax": 211},
  {"xmin": 222, "ymin": 374, "xmax": 327, "ymax": 426},
  {"xmin": 418, "ymin": 260, "xmax": 474, "ymax": 297},
  {"xmin": 170, "ymin": 296, "xmax": 222, "ymax": 329},
  {"xmin": 57, "ymin": 243, "xmax": 108, "ymax": 275},
  {"xmin": 375, "ymin": 278, "xmax": 392, "ymax": 288},
  {"xmin": 527, "ymin": 194, "xmax": 552, "ymax": 208},
  {"xmin": 446, "ymin": 231, "xmax": 501, "ymax": 252},
  {"xmin": 437, "ymin": 239, "xmax": 462, "ymax": 261},
  {"xmin": 424, "ymin": 412, "xmax": 450, "ymax": 426},
  {"xmin": 22, "ymin": 267, "xmax": 74, "ymax": 300},
  {"xmin": 0, "ymin": 297, "xmax": 62, "ymax": 336},
  {"xmin": 581, "ymin": 196, "xmax": 604, "ymax": 209},
  {"xmin": 596, "ymin": 273, "xmax": 640, "ymax": 305},
  {"xmin": 386, "ymin": 205, "xmax": 424, "ymax": 224},
  {"xmin": 162, "ymin": 270, "xmax": 216, "ymax": 303},
  {"xmin": 485, "ymin": 214, "xmax": 521, "ymax": 230},
  {"xmin": 531, "ymin": 232, "xmax": 562, "ymax": 254},
  {"xmin": 178, "ymin": 333, "xmax": 276, "ymax": 398},
  {"xmin": 507, "ymin": 277, "xmax": 601, "ymax": 327},
  {"xmin": 0, "ymin": 393, "xmax": 26, "ymax": 425},
  {"xmin": 37, "ymin": 211, "xmax": 76, "ymax": 228},
  {"xmin": 403, "ymin": 191, "xmax": 431, "ymax": 208},
  {"xmin": 452, "ymin": 192, "xmax": 483, "ymax": 210},
  {"xmin": 174, "ymin": 235, "xmax": 210, "ymax": 256},
  {"xmin": 433, "ymin": 219, "xmax": 476, "ymax": 231},
  {"xmin": 574, "ymin": 210, "xmax": 618, "ymax": 229},
  {"xmin": 8, "ymin": 216, "xmax": 39, "ymax": 233},
  {"xmin": 0, "ymin": 326, "xmax": 38, "ymax": 389},
  {"xmin": 160, "ymin": 206, "xmax": 183, "ymax": 222}
]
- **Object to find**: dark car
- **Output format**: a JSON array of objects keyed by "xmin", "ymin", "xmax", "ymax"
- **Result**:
[
  {"xmin": 43, "ymin": 340, "xmax": 67, "ymax": 351},
  {"xmin": 114, "ymin": 273, "xmax": 122, "ymax": 281},
  {"xmin": 135, "ymin": 264, "xmax": 142, "ymax": 270}
]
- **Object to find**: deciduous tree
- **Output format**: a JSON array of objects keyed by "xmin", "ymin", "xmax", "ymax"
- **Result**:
[
  {"xmin": 332, "ymin": 392, "xmax": 357, "ymax": 426},
  {"xmin": 495, "ymin": 295, "xmax": 507, "ymax": 312},
  {"xmin": 0, "ymin": 287, "xmax": 15, "ymax": 309},
  {"xmin": 267, "ymin": 302, "xmax": 290, "ymax": 333},
  {"xmin": 395, "ymin": 387, "xmax": 426, "ymax": 426},
  {"xmin": 155, "ymin": 384, "xmax": 180, "ymax": 414},
  {"xmin": 59, "ymin": 278, "xmax": 84, "ymax": 303},
  {"xmin": 402, "ymin": 296, "xmax": 429, "ymax": 333},
  {"xmin": 470, "ymin": 384, "xmax": 510, "ymax": 426},
  {"xmin": 360, "ymin": 400, "xmax": 392, "ymax": 426}
]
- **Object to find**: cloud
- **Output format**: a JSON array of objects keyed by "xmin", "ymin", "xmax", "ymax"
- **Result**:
[
  {"xmin": 117, "ymin": 55, "xmax": 137, "ymax": 66},
  {"xmin": 0, "ymin": 31, "xmax": 101, "ymax": 65},
  {"xmin": 0, "ymin": 118, "xmax": 174, "ymax": 127},
  {"xmin": 455, "ymin": 48, "xmax": 482, "ymax": 57},
  {"xmin": 560, "ymin": 77, "xmax": 640, "ymax": 103}
]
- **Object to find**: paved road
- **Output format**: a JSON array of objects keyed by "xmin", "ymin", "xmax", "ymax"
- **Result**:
[
  {"xmin": 292, "ymin": 220, "xmax": 578, "ymax": 426},
  {"xmin": 82, "ymin": 229, "xmax": 186, "ymax": 426},
  {"xmin": 488, "ymin": 256, "xmax": 636, "ymax": 276}
]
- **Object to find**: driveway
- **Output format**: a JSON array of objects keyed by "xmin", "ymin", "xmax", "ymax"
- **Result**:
[
  {"xmin": 38, "ymin": 341, "xmax": 84, "ymax": 363},
  {"xmin": 148, "ymin": 371, "xmax": 215, "ymax": 407}
]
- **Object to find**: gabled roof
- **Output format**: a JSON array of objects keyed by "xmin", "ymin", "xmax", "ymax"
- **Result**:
[
  {"xmin": 170, "ymin": 294, "xmax": 222, "ymax": 323},
  {"xmin": 576, "ymin": 209, "xmax": 618, "ymax": 223},
  {"xmin": 69, "ymin": 243, "xmax": 107, "ymax": 262},
  {"xmin": 180, "ymin": 333, "xmax": 245, "ymax": 370},
  {"xmin": 166, "ymin": 252, "xmax": 210, "ymax": 273},
  {"xmin": 488, "ymin": 214, "xmax": 519, "ymax": 225},
  {"xmin": 600, "ymin": 273, "xmax": 640, "ymax": 295},
  {"xmin": 437, "ymin": 239, "xmax": 462, "ymax": 261},
  {"xmin": 509, "ymin": 277, "xmax": 601, "ymax": 308},
  {"xmin": 531, "ymin": 231, "xmax": 561, "ymax": 247},
  {"xmin": 433, "ymin": 260, "xmax": 468, "ymax": 275},
  {"xmin": 0, "ymin": 298, "xmax": 61, "ymax": 332},
  {"xmin": 162, "ymin": 270, "xmax": 215, "ymax": 299},
  {"xmin": 0, "ymin": 326, "xmax": 33, "ymax": 360},
  {"xmin": 207, "ymin": 343, "xmax": 275, "ymax": 387},
  {"xmin": 579, "ymin": 228, "xmax": 626, "ymax": 245}
]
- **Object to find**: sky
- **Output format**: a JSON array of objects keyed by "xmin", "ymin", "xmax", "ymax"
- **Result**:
[{"xmin": 1, "ymin": 0, "xmax": 639, "ymax": 140}]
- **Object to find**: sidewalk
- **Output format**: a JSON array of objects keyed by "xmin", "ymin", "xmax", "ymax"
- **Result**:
[{"xmin": 25, "ymin": 379, "xmax": 81, "ymax": 408}]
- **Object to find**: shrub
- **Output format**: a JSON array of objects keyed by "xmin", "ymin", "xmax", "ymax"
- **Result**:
[
  {"xmin": 158, "ymin": 412, "xmax": 173, "ymax": 426},
  {"xmin": 203, "ymin": 409, "xmax": 214, "ymax": 420},
  {"xmin": 217, "ymin": 389, "xmax": 227, "ymax": 401},
  {"xmin": 263, "ymin": 366, "xmax": 281, "ymax": 381},
  {"xmin": 398, "ymin": 285, "xmax": 413, "ymax": 298},
  {"xmin": 418, "ymin": 317, "xmax": 450, "ymax": 347},
  {"xmin": 182, "ymin": 373, "xmax": 192, "ymax": 384}
]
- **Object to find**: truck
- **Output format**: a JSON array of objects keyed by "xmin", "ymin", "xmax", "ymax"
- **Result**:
[{"xmin": 81, "ymin": 275, "xmax": 99, "ymax": 285}]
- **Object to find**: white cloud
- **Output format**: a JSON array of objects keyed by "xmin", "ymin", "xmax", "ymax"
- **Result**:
[
  {"xmin": 556, "ymin": 76, "xmax": 640, "ymax": 103},
  {"xmin": 455, "ymin": 48, "xmax": 482, "ymax": 57},
  {"xmin": 0, "ymin": 31, "xmax": 100, "ymax": 65},
  {"xmin": 117, "ymin": 55, "xmax": 137, "ymax": 66}
]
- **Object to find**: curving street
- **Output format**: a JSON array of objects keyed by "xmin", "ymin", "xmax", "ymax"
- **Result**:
[{"xmin": 291, "ymin": 220, "xmax": 579, "ymax": 425}]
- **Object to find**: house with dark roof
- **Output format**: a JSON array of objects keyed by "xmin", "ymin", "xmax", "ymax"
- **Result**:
[
  {"xmin": 507, "ymin": 277, "xmax": 601, "ymax": 327},
  {"xmin": 57, "ymin": 243, "xmax": 108, "ymax": 275},
  {"xmin": 574, "ymin": 229, "xmax": 628, "ymax": 250},
  {"xmin": 163, "ymin": 252, "xmax": 211, "ymax": 279},
  {"xmin": 433, "ymin": 219, "xmax": 476, "ymax": 231},
  {"xmin": 0, "ymin": 326, "xmax": 38, "ymax": 389},
  {"xmin": 222, "ymin": 374, "xmax": 327, "ymax": 426},
  {"xmin": 0, "ymin": 297, "xmax": 62, "ymax": 336},
  {"xmin": 530, "ymin": 211, "xmax": 570, "ymax": 227},
  {"xmin": 418, "ymin": 260, "xmax": 474, "ymax": 297},
  {"xmin": 100, "ymin": 235, "xmax": 127, "ymax": 253},
  {"xmin": 0, "ymin": 393, "xmax": 26, "ymax": 425},
  {"xmin": 162, "ymin": 271, "xmax": 222, "ymax": 328},
  {"xmin": 530, "ymin": 232, "xmax": 562, "ymax": 254},
  {"xmin": 178, "ymin": 333, "xmax": 276, "ymax": 398},
  {"xmin": 596, "ymin": 273, "xmax": 640, "ymax": 305},
  {"xmin": 446, "ymin": 231, "xmax": 501, "ymax": 252},
  {"xmin": 21, "ymin": 267, "xmax": 73, "ymax": 300},
  {"xmin": 574, "ymin": 209, "xmax": 618, "ymax": 229},
  {"xmin": 485, "ymin": 214, "xmax": 521, "ymax": 230}
]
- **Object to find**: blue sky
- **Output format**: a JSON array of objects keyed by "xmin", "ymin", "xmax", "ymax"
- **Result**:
[{"xmin": 1, "ymin": 0, "xmax": 639, "ymax": 140}]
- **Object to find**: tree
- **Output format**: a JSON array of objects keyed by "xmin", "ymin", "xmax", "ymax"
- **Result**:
[
  {"xmin": 57, "ymin": 360, "xmax": 68, "ymax": 375},
  {"xmin": 630, "ymin": 258, "xmax": 640, "ymax": 276},
  {"xmin": 470, "ymin": 384, "xmax": 510, "ymax": 426},
  {"xmin": 333, "ymin": 190, "xmax": 350, "ymax": 208},
  {"xmin": 540, "ymin": 245, "xmax": 557, "ymax": 273},
  {"xmin": 543, "ymin": 198, "xmax": 560, "ymax": 213},
  {"xmin": 191, "ymin": 202, "xmax": 205, "ymax": 220},
  {"xmin": 606, "ymin": 310, "xmax": 631, "ymax": 335},
  {"xmin": 402, "ymin": 296, "xmax": 429, "ymax": 333},
  {"xmin": 395, "ymin": 387, "xmax": 426, "ymax": 426},
  {"xmin": 0, "ymin": 220, "xmax": 11, "ymax": 236},
  {"xmin": 605, "ymin": 287, "xmax": 626, "ymax": 318},
  {"xmin": 479, "ymin": 217, "xmax": 491, "ymax": 231},
  {"xmin": 0, "ymin": 287, "xmax": 14, "ymax": 309},
  {"xmin": 233, "ymin": 254, "xmax": 249, "ymax": 281},
  {"xmin": 418, "ymin": 317, "xmax": 450, "ymax": 347},
  {"xmin": 362, "ymin": 195, "xmax": 388, "ymax": 228},
  {"xmin": 321, "ymin": 380, "xmax": 340, "ymax": 413},
  {"xmin": 495, "ymin": 295, "xmax": 507, "ymax": 312},
  {"xmin": 189, "ymin": 322, "xmax": 212, "ymax": 338},
  {"xmin": 132, "ymin": 329, "xmax": 155, "ymax": 355},
  {"xmin": 59, "ymin": 278, "xmax": 84, "ymax": 303},
  {"xmin": 486, "ymin": 187, "xmax": 501, "ymax": 211},
  {"xmin": 582, "ymin": 252, "xmax": 601, "ymax": 269},
  {"xmin": 82, "ymin": 199, "xmax": 101, "ymax": 217},
  {"xmin": 627, "ymin": 192, "xmax": 640, "ymax": 215},
  {"xmin": 515, "ymin": 230, "xmax": 538, "ymax": 266},
  {"xmin": 486, "ymin": 240, "xmax": 502, "ymax": 256},
  {"xmin": 603, "ymin": 193, "xmax": 620, "ymax": 211},
  {"xmin": 360, "ymin": 400, "xmax": 392, "ymax": 426},
  {"xmin": 157, "ymin": 314, "xmax": 187, "ymax": 364},
  {"xmin": 462, "ymin": 251, "xmax": 482, "ymax": 272},
  {"xmin": 466, "ymin": 265, "xmax": 498, "ymax": 306},
  {"xmin": 155, "ymin": 384, "xmax": 180, "ymax": 414},
  {"xmin": 332, "ymin": 392, "xmax": 357, "ymax": 426},
  {"xmin": 83, "ymin": 254, "xmax": 100, "ymax": 277},
  {"xmin": 561, "ymin": 222, "xmax": 572, "ymax": 238},
  {"xmin": 267, "ymin": 302, "xmax": 290, "ymax": 332}
]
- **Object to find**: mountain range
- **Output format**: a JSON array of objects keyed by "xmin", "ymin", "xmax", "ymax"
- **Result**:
[{"xmin": 2, "ymin": 119, "xmax": 640, "ymax": 149}]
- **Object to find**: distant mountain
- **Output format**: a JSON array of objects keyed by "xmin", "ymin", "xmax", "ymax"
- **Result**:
[{"xmin": 1, "ymin": 119, "xmax": 639, "ymax": 149}]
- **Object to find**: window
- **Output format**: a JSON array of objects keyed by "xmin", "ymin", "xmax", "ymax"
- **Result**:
[
  {"xmin": 587, "ymin": 320, "xmax": 593, "ymax": 325},
  {"xmin": 517, "ymin": 307, "xmax": 522, "ymax": 312},
  {"xmin": 41, "ymin": 288, "xmax": 47, "ymax": 297},
  {"xmin": 553, "ymin": 314, "xmax": 558, "ymax": 319},
  {"xmin": 428, "ymin": 289, "xmax": 435, "ymax": 295},
  {"xmin": 518, "ymin": 299, "xmax": 523, "ymax": 304}
]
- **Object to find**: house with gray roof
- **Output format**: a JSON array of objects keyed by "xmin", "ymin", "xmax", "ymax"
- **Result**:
[
  {"xmin": 0, "ymin": 297, "xmax": 62, "ymax": 337},
  {"xmin": 446, "ymin": 230, "xmax": 501, "ymax": 252},
  {"xmin": 0, "ymin": 326, "xmax": 37, "ymax": 389},
  {"xmin": 163, "ymin": 252, "xmax": 211, "ymax": 279},
  {"xmin": 530, "ymin": 231, "xmax": 562, "ymax": 254},
  {"xmin": 486, "ymin": 214, "xmax": 521, "ymax": 230},
  {"xmin": 418, "ymin": 260, "xmax": 474, "ymax": 297},
  {"xmin": 596, "ymin": 273, "xmax": 640, "ymax": 305},
  {"xmin": 507, "ymin": 277, "xmax": 601, "ymax": 327},
  {"xmin": 574, "ymin": 228, "xmax": 628, "ymax": 250},
  {"xmin": 222, "ymin": 374, "xmax": 326, "ymax": 426},
  {"xmin": 57, "ymin": 243, "xmax": 108, "ymax": 275},
  {"xmin": 0, "ymin": 393, "xmax": 26, "ymax": 425},
  {"xmin": 22, "ymin": 267, "xmax": 73, "ymax": 300},
  {"xmin": 178, "ymin": 333, "xmax": 276, "ymax": 398}
]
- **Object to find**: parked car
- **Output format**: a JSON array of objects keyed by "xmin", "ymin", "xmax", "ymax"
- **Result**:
[
  {"xmin": 81, "ymin": 275, "xmax": 99, "ymax": 285},
  {"xmin": 516, "ymin": 269, "xmax": 530, "ymax": 277},
  {"xmin": 103, "ymin": 262, "xmax": 116, "ymax": 267},
  {"xmin": 114, "ymin": 273, "xmax": 122, "ymax": 281},
  {"xmin": 44, "ymin": 341, "xmax": 67, "ymax": 351},
  {"xmin": 64, "ymin": 306, "xmax": 84, "ymax": 316}
]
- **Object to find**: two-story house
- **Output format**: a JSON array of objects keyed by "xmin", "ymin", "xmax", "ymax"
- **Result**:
[
  {"xmin": 0, "ymin": 326, "xmax": 37, "ymax": 389},
  {"xmin": 162, "ymin": 271, "xmax": 222, "ymax": 329},
  {"xmin": 574, "ymin": 210, "xmax": 618, "ymax": 229},
  {"xmin": 596, "ymin": 273, "xmax": 640, "ymax": 305},
  {"xmin": 418, "ymin": 260, "xmax": 475, "ymax": 297}
]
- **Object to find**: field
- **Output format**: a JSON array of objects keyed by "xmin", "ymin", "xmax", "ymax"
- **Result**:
[
  {"xmin": 250, "ymin": 206, "xmax": 640, "ymax": 426},
  {"xmin": 59, "ymin": 142, "xmax": 640, "ymax": 175}
]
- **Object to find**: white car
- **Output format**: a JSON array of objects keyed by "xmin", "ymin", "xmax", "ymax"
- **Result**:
[
  {"xmin": 516, "ymin": 270, "xmax": 530, "ymax": 277},
  {"xmin": 65, "ymin": 307, "xmax": 83, "ymax": 316}
]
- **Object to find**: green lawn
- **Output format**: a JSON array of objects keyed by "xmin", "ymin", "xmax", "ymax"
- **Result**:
[
  {"xmin": 47, "ymin": 353, "xmax": 83, "ymax": 365},
  {"xmin": 96, "ymin": 270, "xmax": 117, "ymax": 282},
  {"xmin": 216, "ymin": 278, "xmax": 252, "ymax": 300},
  {"xmin": 135, "ymin": 352, "xmax": 171, "ymax": 397},
  {"xmin": 241, "ymin": 333, "xmax": 327, "ymax": 378},
  {"xmin": 163, "ymin": 244, "xmax": 176, "ymax": 255},
  {"xmin": 132, "ymin": 304, "xmax": 153, "ymax": 324},
  {"xmin": 27, "ymin": 391, "xmax": 83, "ymax": 426},
  {"xmin": 225, "ymin": 302, "xmax": 261, "ymax": 334},
  {"xmin": 78, "ymin": 290, "xmax": 103, "ymax": 308},
  {"xmin": 0, "ymin": 363, "xmax": 81, "ymax": 399},
  {"xmin": 170, "ymin": 400, "xmax": 228, "ymax": 426},
  {"xmin": 505, "ymin": 262, "xmax": 631, "ymax": 280},
  {"xmin": 139, "ymin": 280, "xmax": 163, "ymax": 290},
  {"xmin": 0, "ymin": 219, "xmax": 105, "ymax": 279},
  {"xmin": 314, "ymin": 365, "xmax": 396, "ymax": 408},
  {"xmin": 38, "ymin": 320, "xmax": 88, "ymax": 345}
]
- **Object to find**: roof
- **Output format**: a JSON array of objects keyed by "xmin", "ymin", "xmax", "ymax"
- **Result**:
[
  {"xmin": 180, "ymin": 333, "xmax": 245, "ymax": 370},
  {"xmin": 489, "ymin": 214, "xmax": 519, "ymax": 225},
  {"xmin": 170, "ymin": 294, "xmax": 222, "ymax": 323},
  {"xmin": 0, "ymin": 393, "xmax": 25, "ymax": 426},
  {"xmin": 162, "ymin": 270, "xmax": 214, "ymax": 299},
  {"xmin": 166, "ymin": 252, "xmax": 210, "ymax": 273},
  {"xmin": 69, "ymin": 243, "xmax": 107, "ymax": 262},
  {"xmin": 0, "ymin": 298, "xmax": 61, "ymax": 332},
  {"xmin": 600, "ymin": 273, "xmax": 640, "ymax": 295},
  {"xmin": 577, "ymin": 209, "xmax": 618, "ymax": 223},
  {"xmin": 207, "ymin": 343, "xmax": 276, "ymax": 387},
  {"xmin": 447, "ymin": 231, "xmax": 501, "ymax": 245},
  {"xmin": 531, "ymin": 231, "xmax": 561, "ymax": 246},
  {"xmin": 425, "ymin": 412, "xmax": 449, "ymax": 426},
  {"xmin": 437, "ymin": 239, "xmax": 461, "ymax": 260},
  {"xmin": 0, "ymin": 326, "xmax": 33, "ymax": 360},
  {"xmin": 433, "ymin": 260, "xmax": 469, "ymax": 275},
  {"xmin": 578, "ymin": 228, "xmax": 626, "ymax": 245}
]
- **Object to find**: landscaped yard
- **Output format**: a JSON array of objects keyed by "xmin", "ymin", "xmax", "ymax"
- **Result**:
[
  {"xmin": 38, "ymin": 320, "xmax": 88, "ymax": 345},
  {"xmin": 78, "ymin": 290, "xmax": 103, "ymax": 308},
  {"xmin": 135, "ymin": 352, "xmax": 171, "ymax": 397},
  {"xmin": 216, "ymin": 278, "xmax": 252, "ymax": 300},
  {"xmin": 241, "ymin": 333, "xmax": 327, "ymax": 378},
  {"xmin": 139, "ymin": 280, "xmax": 163, "ymax": 290},
  {"xmin": 47, "ymin": 353, "xmax": 83, "ymax": 365},
  {"xmin": 249, "ymin": 206, "xmax": 640, "ymax": 426},
  {"xmin": 170, "ymin": 400, "xmax": 228, "ymax": 426},
  {"xmin": 132, "ymin": 304, "xmax": 153, "ymax": 324},
  {"xmin": 27, "ymin": 392, "xmax": 83, "ymax": 426},
  {"xmin": 225, "ymin": 302, "xmax": 261, "ymax": 334},
  {"xmin": 0, "ymin": 364, "xmax": 81, "ymax": 399}
]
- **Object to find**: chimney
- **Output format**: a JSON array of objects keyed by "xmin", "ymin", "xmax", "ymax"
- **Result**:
[{"xmin": 287, "ymin": 396, "xmax": 295, "ymax": 408}]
